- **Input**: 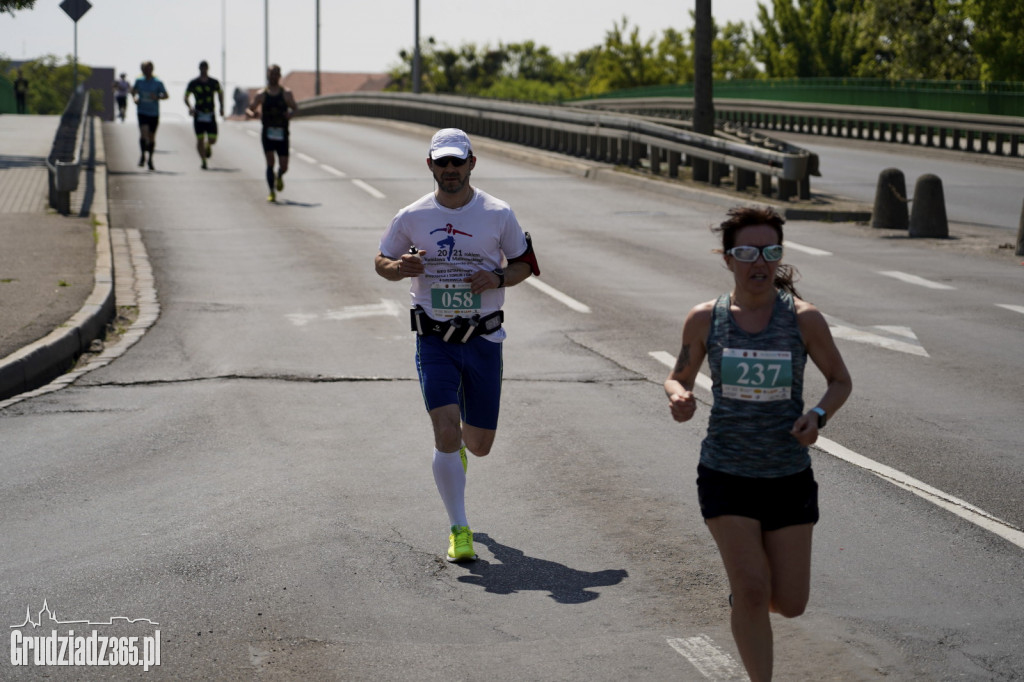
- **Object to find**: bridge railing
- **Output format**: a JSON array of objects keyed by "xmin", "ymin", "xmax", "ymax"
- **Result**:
[
  {"xmin": 46, "ymin": 87, "xmax": 91, "ymax": 215},
  {"xmin": 567, "ymin": 97, "xmax": 1024, "ymax": 159},
  {"xmin": 296, "ymin": 92, "xmax": 814, "ymax": 200}
]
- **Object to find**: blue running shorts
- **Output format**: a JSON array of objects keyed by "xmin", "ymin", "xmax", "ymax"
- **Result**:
[{"xmin": 415, "ymin": 334, "xmax": 503, "ymax": 430}]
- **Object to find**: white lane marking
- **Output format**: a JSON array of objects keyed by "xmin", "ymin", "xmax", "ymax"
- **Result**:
[
  {"xmin": 352, "ymin": 179, "xmax": 385, "ymax": 199},
  {"xmin": 522, "ymin": 278, "xmax": 591, "ymax": 313},
  {"xmin": 785, "ymin": 241, "xmax": 833, "ymax": 257},
  {"xmin": 286, "ymin": 299, "xmax": 403, "ymax": 326},
  {"xmin": 828, "ymin": 324, "xmax": 929, "ymax": 357},
  {"xmin": 996, "ymin": 304, "xmax": 1024, "ymax": 315},
  {"xmin": 649, "ymin": 352, "xmax": 1024, "ymax": 551},
  {"xmin": 245, "ymin": 129, "xmax": 258, "ymax": 137},
  {"xmin": 648, "ymin": 351, "xmax": 712, "ymax": 391},
  {"xmin": 296, "ymin": 152, "xmax": 318, "ymax": 164},
  {"xmin": 320, "ymin": 164, "xmax": 347, "ymax": 177},
  {"xmin": 878, "ymin": 270, "xmax": 956, "ymax": 290},
  {"xmin": 816, "ymin": 437, "xmax": 1024, "ymax": 550},
  {"xmin": 667, "ymin": 635, "xmax": 742, "ymax": 679}
]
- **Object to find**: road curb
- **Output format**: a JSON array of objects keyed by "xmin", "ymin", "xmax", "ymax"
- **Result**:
[{"xmin": 0, "ymin": 118, "xmax": 115, "ymax": 403}]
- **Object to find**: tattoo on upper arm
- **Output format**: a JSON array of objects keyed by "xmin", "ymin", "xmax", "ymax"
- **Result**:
[{"xmin": 673, "ymin": 343, "xmax": 691, "ymax": 373}]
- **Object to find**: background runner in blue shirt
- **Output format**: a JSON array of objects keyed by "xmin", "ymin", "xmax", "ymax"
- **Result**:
[{"xmin": 131, "ymin": 61, "xmax": 168, "ymax": 170}]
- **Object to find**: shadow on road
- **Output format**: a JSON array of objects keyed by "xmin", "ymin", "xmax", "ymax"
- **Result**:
[{"xmin": 455, "ymin": 532, "xmax": 628, "ymax": 604}]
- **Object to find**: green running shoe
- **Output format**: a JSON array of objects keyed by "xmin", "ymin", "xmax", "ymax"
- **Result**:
[
  {"xmin": 275, "ymin": 173, "xmax": 284, "ymax": 192},
  {"xmin": 447, "ymin": 525, "xmax": 476, "ymax": 562},
  {"xmin": 267, "ymin": 191, "xmax": 276, "ymax": 203}
]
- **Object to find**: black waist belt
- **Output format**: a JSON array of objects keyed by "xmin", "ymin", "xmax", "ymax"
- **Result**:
[{"xmin": 410, "ymin": 306, "xmax": 503, "ymax": 343}]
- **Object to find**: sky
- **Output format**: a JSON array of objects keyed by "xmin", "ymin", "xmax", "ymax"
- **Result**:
[{"xmin": 1, "ymin": 0, "xmax": 762, "ymax": 97}]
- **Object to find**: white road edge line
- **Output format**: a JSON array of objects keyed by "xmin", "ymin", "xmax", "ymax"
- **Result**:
[
  {"xmin": 351, "ymin": 179, "xmax": 385, "ymax": 199},
  {"xmin": 522, "ymin": 278, "xmax": 591, "ymax": 313},
  {"xmin": 878, "ymin": 270, "xmax": 956, "ymax": 290},
  {"xmin": 667, "ymin": 635, "xmax": 742, "ymax": 679},
  {"xmin": 996, "ymin": 303, "xmax": 1024, "ymax": 315},
  {"xmin": 295, "ymin": 152, "xmax": 318, "ymax": 164},
  {"xmin": 648, "ymin": 351, "xmax": 1024, "ymax": 551},
  {"xmin": 785, "ymin": 241, "xmax": 833, "ymax": 257}
]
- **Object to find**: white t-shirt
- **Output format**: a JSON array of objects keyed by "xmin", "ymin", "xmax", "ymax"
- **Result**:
[{"xmin": 379, "ymin": 188, "xmax": 528, "ymax": 341}]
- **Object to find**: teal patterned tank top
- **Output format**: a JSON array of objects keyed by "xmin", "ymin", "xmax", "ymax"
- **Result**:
[{"xmin": 700, "ymin": 290, "xmax": 810, "ymax": 477}]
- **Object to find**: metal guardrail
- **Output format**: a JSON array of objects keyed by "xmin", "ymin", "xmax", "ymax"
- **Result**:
[
  {"xmin": 47, "ymin": 87, "xmax": 91, "ymax": 215},
  {"xmin": 297, "ymin": 92, "xmax": 814, "ymax": 200},
  {"xmin": 568, "ymin": 97, "xmax": 1024, "ymax": 159}
]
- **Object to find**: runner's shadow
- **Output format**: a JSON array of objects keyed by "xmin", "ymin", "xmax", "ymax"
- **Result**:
[
  {"xmin": 456, "ymin": 532, "xmax": 628, "ymax": 604},
  {"xmin": 269, "ymin": 199, "xmax": 321, "ymax": 208}
]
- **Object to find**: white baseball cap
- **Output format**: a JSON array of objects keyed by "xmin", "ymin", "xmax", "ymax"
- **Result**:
[{"xmin": 430, "ymin": 128, "xmax": 472, "ymax": 160}]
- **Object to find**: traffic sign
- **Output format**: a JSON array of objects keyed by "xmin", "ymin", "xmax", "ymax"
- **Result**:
[{"xmin": 60, "ymin": 0, "xmax": 91, "ymax": 23}]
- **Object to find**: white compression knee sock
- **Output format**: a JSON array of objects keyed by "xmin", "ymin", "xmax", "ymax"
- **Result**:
[{"xmin": 432, "ymin": 448, "xmax": 468, "ymax": 528}]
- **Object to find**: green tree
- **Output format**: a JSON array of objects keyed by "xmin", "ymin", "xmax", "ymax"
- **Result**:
[
  {"xmin": 2, "ymin": 54, "xmax": 89, "ymax": 114},
  {"xmin": 964, "ymin": 0, "xmax": 1024, "ymax": 81},
  {"xmin": 712, "ymin": 21, "xmax": 759, "ymax": 80},
  {"xmin": 1, "ymin": 0, "xmax": 36, "ymax": 14},
  {"xmin": 752, "ymin": 0, "xmax": 867, "ymax": 77},
  {"xmin": 590, "ymin": 17, "xmax": 661, "ymax": 91},
  {"xmin": 854, "ymin": 0, "xmax": 977, "ymax": 79}
]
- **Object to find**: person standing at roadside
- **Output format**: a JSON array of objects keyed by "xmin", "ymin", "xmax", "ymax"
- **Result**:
[
  {"xmin": 374, "ymin": 128, "xmax": 540, "ymax": 563},
  {"xmin": 664, "ymin": 205, "xmax": 851, "ymax": 682},
  {"xmin": 184, "ymin": 60, "xmax": 224, "ymax": 170},
  {"xmin": 113, "ymin": 72, "xmax": 131, "ymax": 121},
  {"xmin": 131, "ymin": 61, "xmax": 169, "ymax": 170},
  {"xmin": 13, "ymin": 69, "xmax": 28, "ymax": 114},
  {"xmin": 245, "ymin": 64, "xmax": 298, "ymax": 202}
]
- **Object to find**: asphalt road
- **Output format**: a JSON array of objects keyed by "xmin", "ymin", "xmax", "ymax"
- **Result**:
[{"xmin": 1, "ymin": 113, "xmax": 1022, "ymax": 681}]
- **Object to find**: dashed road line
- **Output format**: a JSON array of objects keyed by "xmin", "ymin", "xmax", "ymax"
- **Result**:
[
  {"xmin": 295, "ymin": 152, "xmax": 318, "ymax": 164},
  {"xmin": 878, "ymin": 270, "xmax": 956, "ymax": 290},
  {"xmin": 351, "ymin": 179, "xmax": 385, "ymax": 199},
  {"xmin": 522, "ymin": 278, "xmax": 591, "ymax": 313},
  {"xmin": 785, "ymin": 241, "xmax": 833, "ymax": 257},
  {"xmin": 667, "ymin": 635, "xmax": 743, "ymax": 679},
  {"xmin": 320, "ymin": 164, "xmax": 347, "ymax": 177},
  {"xmin": 996, "ymin": 303, "xmax": 1024, "ymax": 316}
]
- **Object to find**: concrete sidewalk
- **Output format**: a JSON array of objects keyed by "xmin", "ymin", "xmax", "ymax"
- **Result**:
[{"xmin": 0, "ymin": 114, "xmax": 114, "ymax": 401}]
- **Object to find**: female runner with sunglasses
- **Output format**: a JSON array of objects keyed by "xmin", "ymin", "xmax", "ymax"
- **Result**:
[{"xmin": 664, "ymin": 205, "xmax": 851, "ymax": 682}]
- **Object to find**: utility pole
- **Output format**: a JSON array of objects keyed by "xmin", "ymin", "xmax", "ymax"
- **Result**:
[
  {"xmin": 315, "ymin": 0, "xmax": 321, "ymax": 96},
  {"xmin": 413, "ymin": 0, "xmax": 421, "ymax": 94},
  {"xmin": 692, "ymin": 0, "xmax": 714, "ymax": 182}
]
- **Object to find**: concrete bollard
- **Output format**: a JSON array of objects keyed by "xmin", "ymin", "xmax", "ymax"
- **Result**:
[
  {"xmin": 909, "ymin": 174, "xmax": 949, "ymax": 238},
  {"xmin": 871, "ymin": 168, "xmax": 908, "ymax": 229},
  {"xmin": 1016, "ymin": 196, "xmax": 1024, "ymax": 257}
]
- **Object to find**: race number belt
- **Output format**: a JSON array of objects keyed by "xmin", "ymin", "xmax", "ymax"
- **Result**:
[
  {"xmin": 410, "ymin": 306, "xmax": 503, "ymax": 343},
  {"xmin": 265, "ymin": 126, "xmax": 286, "ymax": 141},
  {"xmin": 196, "ymin": 111, "xmax": 215, "ymax": 122}
]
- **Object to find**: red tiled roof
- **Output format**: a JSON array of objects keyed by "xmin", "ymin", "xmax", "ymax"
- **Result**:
[{"xmin": 283, "ymin": 71, "xmax": 392, "ymax": 101}]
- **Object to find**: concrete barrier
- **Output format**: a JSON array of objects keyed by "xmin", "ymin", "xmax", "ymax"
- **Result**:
[
  {"xmin": 908, "ymin": 174, "xmax": 949, "ymax": 238},
  {"xmin": 871, "ymin": 168, "xmax": 909, "ymax": 229}
]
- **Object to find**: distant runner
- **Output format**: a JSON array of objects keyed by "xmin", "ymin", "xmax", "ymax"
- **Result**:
[
  {"xmin": 131, "ymin": 61, "xmax": 169, "ymax": 171},
  {"xmin": 113, "ymin": 72, "xmax": 131, "ymax": 121},
  {"xmin": 184, "ymin": 60, "xmax": 225, "ymax": 170},
  {"xmin": 245, "ymin": 64, "xmax": 298, "ymax": 202}
]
